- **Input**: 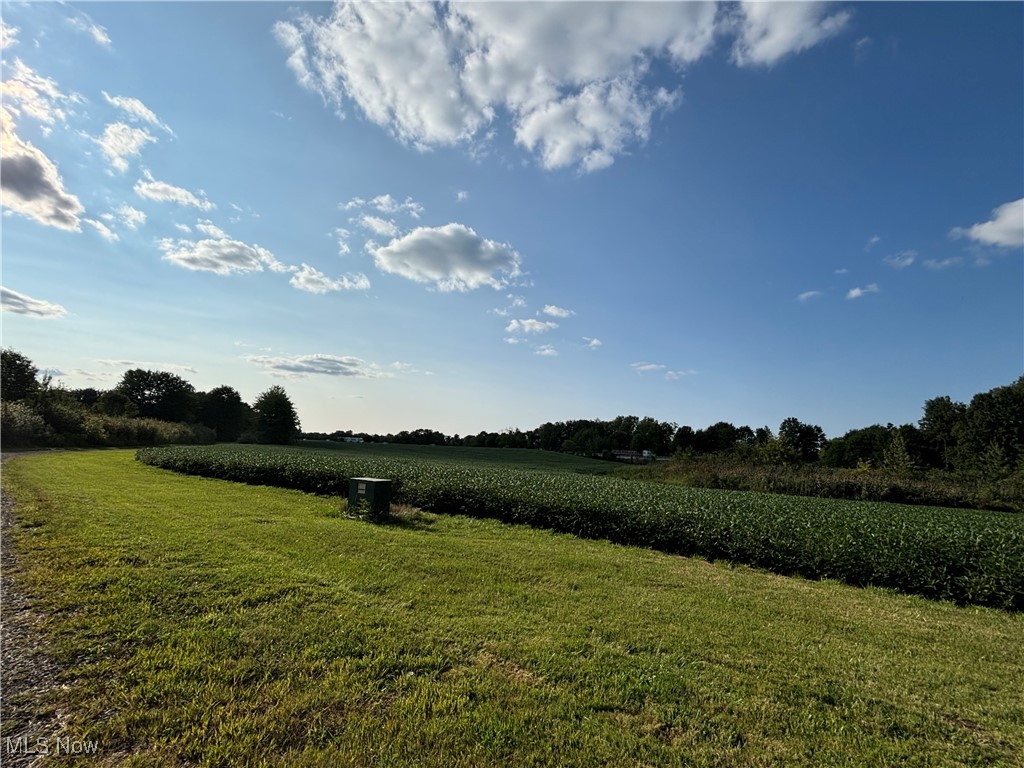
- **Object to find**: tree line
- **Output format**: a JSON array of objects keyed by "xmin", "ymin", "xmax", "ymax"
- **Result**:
[
  {"xmin": 1, "ymin": 349, "xmax": 301, "ymax": 448},
  {"xmin": 3, "ymin": 347, "xmax": 1021, "ymax": 483}
]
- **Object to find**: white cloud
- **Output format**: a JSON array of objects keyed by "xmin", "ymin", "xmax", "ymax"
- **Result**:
[
  {"xmin": 158, "ymin": 237, "xmax": 286, "ymax": 276},
  {"xmin": 664, "ymin": 369, "xmax": 696, "ymax": 380},
  {"xmin": 195, "ymin": 219, "xmax": 229, "ymax": 239},
  {"xmin": 1, "ymin": 286, "xmax": 66, "ymax": 318},
  {"xmin": 274, "ymin": 2, "xmax": 728, "ymax": 172},
  {"xmin": 923, "ymin": 257, "xmax": 963, "ymax": 270},
  {"xmin": 102, "ymin": 91, "xmax": 173, "ymax": 134},
  {"xmin": 506, "ymin": 318, "xmax": 558, "ymax": 334},
  {"xmin": 950, "ymin": 199, "xmax": 1024, "ymax": 249},
  {"xmin": 134, "ymin": 171, "xmax": 215, "ymax": 211},
  {"xmin": 340, "ymin": 196, "xmax": 366, "ymax": 211},
  {"xmin": 2, "ymin": 58, "xmax": 78, "ymax": 126},
  {"xmin": 94, "ymin": 123, "xmax": 157, "ymax": 172},
  {"xmin": 174, "ymin": 222, "xmax": 192, "ymax": 234},
  {"xmin": 504, "ymin": 337, "xmax": 522, "ymax": 345},
  {"xmin": 883, "ymin": 250, "xmax": 916, "ymax": 269},
  {"xmin": 289, "ymin": 264, "xmax": 370, "ymax": 294},
  {"xmin": 798, "ymin": 290, "xmax": 822, "ymax": 302},
  {"xmin": 1, "ymin": 21, "xmax": 18, "ymax": 49},
  {"xmin": 334, "ymin": 227, "xmax": 352, "ymax": 255},
  {"xmin": 731, "ymin": 2, "xmax": 851, "ymax": 67},
  {"xmin": 370, "ymin": 223, "xmax": 521, "ymax": 292},
  {"xmin": 541, "ymin": 304, "xmax": 575, "ymax": 318},
  {"xmin": 359, "ymin": 214, "xmax": 399, "ymax": 237},
  {"xmin": 864, "ymin": 234, "xmax": 880, "ymax": 251},
  {"xmin": 456, "ymin": 190, "xmax": 469, "ymax": 202},
  {"xmin": 114, "ymin": 204, "xmax": 146, "ymax": 230},
  {"xmin": 846, "ymin": 283, "xmax": 880, "ymax": 300},
  {"xmin": 535, "ymin": 344, "xmax": 558, "ymax": 357},
  {"xmin": 0, "ymin": 107, "xmax": 84, "ymax": 231},
  {"xmin": 67, "ymin": 14, "xmax": 111, "ymax": 48},
  {"xmin": 631, "ymin": 362, "xmax": 666, "ymax": 374},
  {"xmin": 583, "ymin": 337, "xmax": 602, "ymax": 349},
  {"xmin": 835, "ymin": 267, "xmax": 849, "ymax": 275},
  {"xmin": 369, "ymin": 194, "xmax": 423, "ymax": 218},
  {"xmin": 247, "ymin": 353, "xmax": 385, "ymax": 379},
  {"xmin": 84, "ymin": 218, "xmax": 119, "ymax": 241}
]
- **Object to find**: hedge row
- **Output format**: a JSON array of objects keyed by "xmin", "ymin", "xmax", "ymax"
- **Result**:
[{"xmin": 136, "ymin": 446, "xmax": 1024, "ymax": 610}]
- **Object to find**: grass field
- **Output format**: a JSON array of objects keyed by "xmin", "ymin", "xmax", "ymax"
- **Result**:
[{"xmin": 3, "ymin": 451, "xmax": 1023, "ymax": 767}]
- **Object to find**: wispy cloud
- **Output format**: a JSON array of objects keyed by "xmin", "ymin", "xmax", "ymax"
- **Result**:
[
  {"xmin": 583, "ymin": 337, "xmax": 602, "ymax": 349},
  {"xmin": 102, "ymin": 92, "xmax": 173, "ymax": 135},
  {"xmin": 359, "ymin": 214, "xmax": 399, "ymax": 238},
  {"xmin": 864, "ymin": 234, "xmax": 880, "ymax": 251},
  {"xmin": 1, "ymin": 286, "xmax": 67, "ymax": 318},
  {"xmin": 67, "ymin": 13, "xmax": 111, "ymax": 48},
  {"xmin": 846, "ymin": 283, "xmax": 880, "ymax": 300},
  {"xmin": 923, "ymin": 257, "xmax": 963, "ymax": 270},
  {"xmin": 134, "ymin": 171, "xmax": 214, "ymax": 211},
  {"xmin": 883, "ymin": 250, "xmax": 916, "ymax": 269},
  {"xmin": 84, "ymin": 218, "xmax": 119, "ymax": 241},
  {"xmin": 246, "ymin": 353, "xmax": 385, "ymax": 379},
  {"xmin": 535, "ymin": 344, "xmax": 558, "ymax": 357},
  {"xmin": 94, "ymin": 123, "xmax": 157, "ymax": 172},
  {"xmin": 158, "ymin": 237, "xmax": 287, "ymax": 276},
  {"xmin": 288, "ymin": 264, "xmax": 370, "ymax": 294},
  {"xmin": 96, "ymin": 359, "xmax": 197, "ymax": 374},
  {"xmin": 798, "ymin": 290, "xmax": 822, "ymax": 302}
]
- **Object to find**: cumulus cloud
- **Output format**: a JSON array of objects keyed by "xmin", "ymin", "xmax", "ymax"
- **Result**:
[
  {"xmin": 798, "ymin": 290, "xmax": 822, "ymax": 302},
  {"xmin": 134, "ymin": 171, "xmax": 214, "ymax": 211},
  {"xmin": 541, "ymin": 304, "xmax": 575, "ymax": 318},
  {"xmin": 289, "ymin": 264, "xmax": 370, "ymax": 294},
  {"xmin": 950, "ymin": 199, "xmax": 1024, "ymax": 249},
  {"xmin": 506, "ymin": 318, "xmax": 558, "ymax": 334},
  {"xmin": 731, "ymin": 2, "xmax": 851, "ymax": 67},
  {"xmin": 1, "ymin": 286, "xmax": 66, "ymax": 318},
  {"xmin": 369, "ymin": 193, "xmax": 423, "ymax": 218},
  {"xmin": 84, "ymin": 218, "xmax": 119, "ymax": 241},
  {"xmin": 535, "ymin": 344, "xmax": 558, "ymax": 357},
  {"xmin": 94, "ymin": 123, "xmax": 157, "ymax": 172},
  {"xmin": 370, "ymin": 223, "xmax": 521, "ymax": 291},
  {"xmin": 583, "ymin": 337, "xmax": 602, "ymax": 349},
  {"xmin": 247, "ymin": 353, "xmax": 385, "ymax": 379},
  {"xmin": 158, "ymin": 237, "xmax": 287, "ymax": 276},
  {"xmin": 334, "ymin": 227, "xmax": 352, "ymax": 255},
  {"xmin": 846, "ymin": 283, "xmax": 880, "ymax": 300},
  {"xmin": 0, "ymin": 107, "xmax": 84, "ymax": 231},
  {"xmin": 277, "ymin": 2, "xmax": 846, "ymax": 172},
  {"xmin": 883, "ymin": 250, "xmax": 916, "ymax": 269},
  {"xmin": 102, "ymin": 91, "xmax": 173, "ymax": 134}
]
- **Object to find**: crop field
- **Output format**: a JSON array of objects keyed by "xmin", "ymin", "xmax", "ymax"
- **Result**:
[
  {"xmin": 2, "ymin": 450, "xmax": 1023, "ymax": 767},
  {"xmin": 138, "ymin": 445, "xmax": 1024, "ymax": 611}
]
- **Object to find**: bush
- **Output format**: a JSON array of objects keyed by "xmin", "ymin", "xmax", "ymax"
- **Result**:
[{"xmin": 1, "ymin": 401, "xmax": 49, "ymax": 447}]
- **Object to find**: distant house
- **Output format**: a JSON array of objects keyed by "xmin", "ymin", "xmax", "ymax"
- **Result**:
[{"xmin": 342, "ymin": 436, "xmax": 363, "ymax": 443}]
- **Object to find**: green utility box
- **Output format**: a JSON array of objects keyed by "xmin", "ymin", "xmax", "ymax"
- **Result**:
[{"xmin": 348, "ymin": 477, "xmax": 392, "ymax": 518}]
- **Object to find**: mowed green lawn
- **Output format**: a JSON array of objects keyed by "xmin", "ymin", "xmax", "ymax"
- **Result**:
[{"xmin": 2, "ymin": 451, "xmax": 1022, "ymax": 767}]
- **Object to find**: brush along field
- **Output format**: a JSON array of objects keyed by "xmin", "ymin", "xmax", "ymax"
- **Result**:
[{"xmin": 2, "ymin": 450, "xmax": 1022, "ymax": 767}]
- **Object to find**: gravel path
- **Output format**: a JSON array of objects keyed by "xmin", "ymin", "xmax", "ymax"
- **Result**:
[{"xmin": 1, "ymin": 453, "xmax": 65, "ymax": 767}]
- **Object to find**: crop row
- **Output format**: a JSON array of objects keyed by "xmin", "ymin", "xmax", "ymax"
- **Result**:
[{"xmin": 136, "ymin": 446, "xmax": 1024, "ymax": 610}]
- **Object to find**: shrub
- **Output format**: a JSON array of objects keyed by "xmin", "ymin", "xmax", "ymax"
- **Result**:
[{"xmin": 1, "ymin": 401, "xmax": 49, "ymax": 447}]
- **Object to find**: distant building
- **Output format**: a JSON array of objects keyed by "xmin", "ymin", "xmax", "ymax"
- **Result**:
[{"xmin": 342, "ymin": 436, "xmax": 364, "ymax": 443}]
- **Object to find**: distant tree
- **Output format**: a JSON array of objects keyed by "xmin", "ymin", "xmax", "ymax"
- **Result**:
[
  {"xmin": 672, "ymin": 425, "xmax": 696, "ymax": 453},
  {"xmin": 820, "ymin": 424, "xmax": 892, "ymax": 468},
  {"xmin": 198, "ymin": 385, "xmax": 250, "ymax": 442},
  {"xmin": 630, "ymin": 417, "xmax": 674, "ymax": 455},
  {"xmin": 881, "ymin": 431, "xmax": 915, "ymax": 475},
  {"xmin": 919, "ymin": 395, "xmax": 967, "ymax": 470},
  {"xmin": 953, "ymin": 377, "xmax": 1024, "ymax": 473},
  {"xmin": 253, "ymin": 385, "xmax": 300, "ymax": 444},
  {"xmin": 1, "ymin": 348, "xmax": 39, "ymax": 402},
  {"xmin": 778, "ymin": 417, "xmax": 827, "ymax": 462},
  {"xmin": 693, "ymin": 422, "xmax": 742, "ymax": 454},
  {"xmin": 96, "ymin": 390, "xmax": 139, "ymax": 417},
  {"xmin": 116, "ymin": 369, "xmax": 196, "ymax": 422},
  {"xmin": 71, "ymin": 387, "xmax": 101, "ymax": 406}
]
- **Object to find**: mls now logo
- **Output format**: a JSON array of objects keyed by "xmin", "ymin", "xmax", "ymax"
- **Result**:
[{"xmin": 6, "ymin": 735, "xmax": 99, "ymax": 755}]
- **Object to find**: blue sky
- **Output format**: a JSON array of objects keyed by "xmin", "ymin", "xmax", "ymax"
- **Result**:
[{"xmin": 2, "ymin": 1, "xmax": 1021, "ymax": 438}]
